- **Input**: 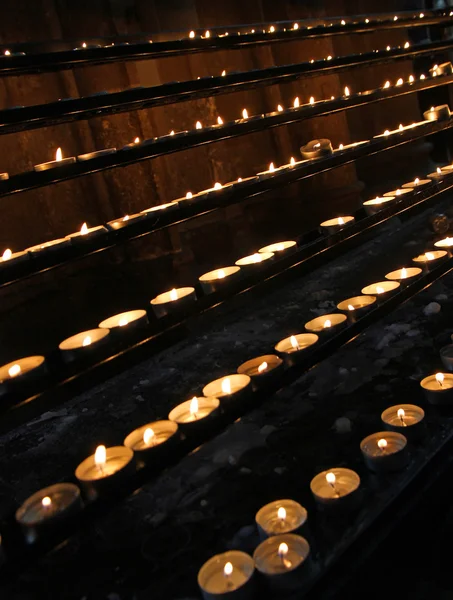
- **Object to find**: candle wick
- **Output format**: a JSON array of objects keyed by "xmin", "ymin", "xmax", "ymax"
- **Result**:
[
  {"xmin": 399, "ymin": 415, "xmax": 407, "ymax": 427},
  {"xmin": 280, "ymin": 555, "xmax": 292, "ymax": 569},
  {"xmin": 329, "ymin": 481, "xmax": 341, "ymax": 498},
  {"xmin": 224, "ymin": 574, "xmax": 233, "ymax": 591}
]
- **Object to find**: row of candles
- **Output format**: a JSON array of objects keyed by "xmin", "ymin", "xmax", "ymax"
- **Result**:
[
  {"xmin": 0, "ymin": 57, "xmax": 447, "ymax": 187},
  {"xmin": 1, "ymin": 156, "xmax": 452, "ymax": 397},
  {"xmin": 5, "ymin": 220, "xmax": 453, "ymax": 596}
]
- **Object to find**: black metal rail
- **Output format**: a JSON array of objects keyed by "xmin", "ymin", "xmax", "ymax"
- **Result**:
[
  {"xmin": 2, "ymin": 37, "xmax": 452, "ymax": 136},
  {"xmin": 0, "ymin": 9, "xmax": 449, "ymax": 76}
]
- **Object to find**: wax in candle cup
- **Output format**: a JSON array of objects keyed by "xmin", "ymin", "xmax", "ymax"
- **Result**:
[
  {"xmin": 420, "ymin": 372, "xmax": 453, "ymax": 405},
  {"xmin": 255, "ymin": 500, "xmax": 307, "ymax": 540},
  {"xmin": 319, "ymin": 216, "xmax": 355, "ymax": 236},
  {"xmin": 300, "ymin": 138, "xmax": 333, "ymax": 160},
  {"xmin": 382, "ymin": 188, "xmax": 412, "ymax": 199},
  {"xmin": 253, "ymin": 534, "xmax": 311, "ymax": 593},
  {"xmin": 199, "ymin": 267, "xmax": 241, "ymax": 295},
  {"xmin": 99, "ymin": 309, "xmax": 148, "ymax": 334},
  {"xmin": 305, "ymin": 314, "xmax": 347, "ymax": 335},
  {"xmin": 440, "ymin": 345, "xmax": 453, "ymax": 372},
  {"xmin": 381, "ymin": 404, "xmax": 425, "ymax": 441},
  {"xmin": 202, "ymin": 374, "xmax": 251, "ymax": 407},
  {"xmin": 150, "ymin": 286, "xmax": 197, "ymax": 318},
  {"xmin": 412, "ymin": 250, "xmax": 447, "ymax": 270},
  {"xmin": 401, "ymin": 178, "xmax": 431, "ymax": 189},
  {"xmin": 427, "ymin": 168, "xmax": 447, "ymax": 181},
  {"xmin": 362, "ymin": 197, "xmax": 394, "ymax": 216},
  {"xmin": 75, "ymin": 445, "xmax": 135, "ymax": 501},
  {"xmin": 34, "ymin": 148, "xmax": 76, "ymax": 172},
  {"xmin": 385, "ymin": 267, "xmax": 422, "ymax": 284},
  {"xmin": 258, "ymin": 241, "xmax": 297, "ymax": 256},
  {"xmin": 27, "ymin": 237, "xmax": 71, "ymax": 255},
  {"xmin": 274, "ymin": 333, "xmax": 319, "ymax": 366},
  {"xmin": 361, "ymin": 280, "xmax": 400, "ymax": 302},
  {"xmin": 168, "ymin": 396, "xmax": 220, "ymax": 435},
  {"xmin": 0, "ymin": 355, "xmax": 46, "ymax": 397},
  {"xmin": 198, "ymin": 550, "xmax": 255, "ymax": 600},
  {"xmin": 237, "ymin": 354, "xmax": 283, "ymax": 387},
  {"xmin": 67, "ymin": 223, "xmax": 108, "ymax": 244},
  {"xmin": 77, "ymin": 148, "xmax": 116, "ymax": 161},
  {"xmin": 360, "ymin": 431, "xmax": 408, "ymax": 473},
  {"xmin": 59, "ymin": 328, "xmax": 110, "ymax": 363},
  {"xmin": 124, "ymin": 420, "xmax": 179, "ymax": 465},
  {"xmin": 310, "ymin": 468, "xmax": 361, "ymax": 512},
  {"xmin": 15, "ymin": 483, "xmax": 83, "ymax": 543},
  {"xmin": 337, "ymin": 295, "xmax": 376, "ymax": 322},
  {"xmin": 235, "ymin": 252, "xmax": 274, "ymax": 269},
  {"xmin": 423, "ymin": 105, "xmax": 450, "ymax": 121}
]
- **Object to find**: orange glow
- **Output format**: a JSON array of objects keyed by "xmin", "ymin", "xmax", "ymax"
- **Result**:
[
  {"xmin": 377, "ymin": 438, "xmax": 387, "ymax": 451},
  {"xmin": 324, "ymin": 319, "xmax": 332, "ymax": 328},
  {"xmin": 143, "ymin": 427, "xmax": 155, "ymax": 446},
  {"xmin": 82, "ymin": 336, "xmax": 92, "ymax": 347},
  {"xmin": 8, "ymin": 364, "xmax": 21, "ymax": 378},
  {"xmin": 2, "ymin": 249, "xmax": 12, "ymax": 261},
  {"xmin": 170, "ymin": 288, "xmax": 178, "ymax": 301},
  {"xmin": 56, "ymin": 148, "xmax": 63, "ymax": 161},
  {"xmin": 94, "ymin": 445, "xmax": 106, "ymax": 467},
  {"xmin": 221, "ymin": 377, "xmax": 232, "ymax": 394},
  {"xmin": 258, "ymin": 362, "xmax": 268, "ymax": 373}
]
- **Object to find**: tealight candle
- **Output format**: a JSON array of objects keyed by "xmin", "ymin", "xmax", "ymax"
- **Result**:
[
  {"xmin": 427, "ymin": 167, "xmax": 445, "ymax": 181},
  {"xmin": 255, "ymin": 500, "xmax": 307, "ymax": 539},
  {"xmin": 310, "ymin": 468, "xmax": 361, "ymax": 511},
  {"xmin": 77, "ymin": 148, "xmax": 116, "ymax": 161},
  {"xmin": 434, "ymin": 237, "xmax": 453, "ymax": 255},
  {"xmin": 67, "ymin": 222, "xmax": 108, "ymax": 243},
  {"xmin": 305, "ymin": 314, "xmax": 347, "ymax": 334},
  {"xmin": 99, "ymin": 309, "xmax": 148, "ymax": 333},
  {"xmin": 124, "ymin": 420, "xmax": 179, "ymax": 465},
  {"xmin": 401, "ymin": 178, "xmax": 431, "ymax": 189},
  {"xmin": 27, "ymin": 237, "xmax": 71, "ymax": 255},
  {"xmin": 199, "ymin": 267, "xmax": 241, "ymax": 294},
  {"xmin": 300, "ymin": 138, "xmax": 333, "ymax": 159},
  {"xmin": 385, "ymin": 266, "xmax": 422, "ymax": 284},
  {"xmin": 360, "ymin": 431, "xmax": 408, "ymax": 472},
  {"xmin": 420, "ymin": 372, "xmax": 453, "ymax": 405},
  {"xmin": 168, "ymin": 396, "xmax": 220, "ymax": 434},
  {"xmin": 430, "ymin": 61, "xmax": 453, "ymax": 76},
  {"xmin": 0, "ymin": 355, "xmax": 46, "ymax": 397},
  {"xmin": 198, "ymin": 550, "xmax": 255, "ymax": 600},
  {"xmin": 361, "ymin": 280, "xmax": 400, "ymax": 301},
  {"xmin": 59, "ymin": 328, "xmax": 110, "ymax": 363},
  {"xmin": 258, "ymin": 241, "xmax": 296, "ymax": 255},
  {"xmin": 412, "ymin": 250, "xmax": 447, "ymax": 270},
  {"xmin": 363, "ymin": 197, "xmax": 394, "ymax": 216},
  {"xmin": 235, "ymin": 252, "xmax": 274, "ymax": 269},
  {"xmin": 423, "ymin": 105, "xmax": 450, "ymax": 121},
  {"xmin": 274, "ymin": 333, "xmax": 318, "ymax": 365},
  {"xmin": 0, "ymin": 247, "xmax": 29, "ymax": 270},
  {"xmin": 150, "ymin": 287, "xmax": 197, "ymax": 318},
  {"xmin": 337, "ymin": 295, "xmax": 376, "ymax": 322},
  {"xmin": 237, "ymin": 354, "xmax": 283, "ymax": 386},
  {"xmin": 75, "ymin": 445, "xmax": 135, "ymax": 500},
  {"xmin": 257, "ymin": 162, "xmax": 278, "ymax": 180},
  {"xmin": 440, "ymin": 345, "xmax": 453, "ymax": 372},
  {"xmin": 319, "ymin": 216, "xmax": 355, "ymax": 235},
  {"xmin": 381, "ymin": 404, "xmax": 425, "ymax": 441},
  {"xmin": 253, "ymin": 534, "xmax": 311, "ymax": 593},
  {"xmin": 202, "ymin": 374, "xmax": 251, "ymax": 406},
  {"xmin": 34, "ymin": 147, "xmax": 76, "ymax": 172},
  {"xmin": 15, "ymin": 483, "xmax": 83, "ymax": 543},
  {"xmin": 382, "ymin": 188, "xmax": 412, "ymax": 198}
]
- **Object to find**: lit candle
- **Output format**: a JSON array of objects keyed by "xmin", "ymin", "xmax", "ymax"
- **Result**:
[
  {"xmin": 420, "ymin": 372, "xmax": 453, "ymax": 405},
  {"xmin": 274, "ymin": 333, "xmax": 318, "ymax": 365},
  {"xmin": 168, "ymin": 396, "xmax": 220, "ymax": 433},
  {"xmin": 319, "ymin": 216, "xmax": 355, "ymax": 235},
  {"xmin": 237, "ymin": 354, "xmax": 283, "ymax": 384},
  {"xmin": 412, "ymin": 250, "xmax": 447, "ymax": 270},
  {"xmin": 34, "ymin": 147, "xmax": 76, "ymax": 172},
  {"xmin": 0, "ymin": 355, "xmax": 46, "ymax": 397},
  {"xmin": 382, "ymin": 188, "xmax": 412, "ymax": 198},
  {"xmin": 202, "ymin": 374, "xmax": 251, "ymax": 404},
  {"xmin": 385, "ymin": 266, "xmax": 422, "ymax": 283},
  {"xmin": 300, "ymin": 139, "xmax": 333, "ymax": 159},
  {"xmin": 401, "ymin": 177, "xmax": 431, "ymax": 189},
  {"xmin": 381, "ymin": 404, "xmax": 425, "ymax": 441},
  {"xmin": 360, "ymin": 431, "xmax": 408, "ymax": 472},
  {"xmin": 59, "ymin": 328, "xmax": 110, "ymax": 363},
  {"xmin": 361, "ymin": 280, "xmax": 400, "ymax": 300},
  {"xmin": 434, "ymin": 237, "xmax": 453, "ymax": 254},
  {"xmin": 235, "ymin": 252, "xmax": 274, "ymax": 269},
  {"xmin": 150, "ymin": 286, "xmax": 197, "ymax": 318},
  {"xmin": 78, "ymin": 147, "xmax": 116, "ymax": 161},
  {"xmin": 199, "ymin": 267, "xmax": 241, "ymax": 294},
  {"xmin": 198, "ymin": 551, "xmax": 255, "ymax": 599},
  {"xmin": 67, "ymin": 221, "xmax": 108, "ymax": 243},
  {"xmin": 0, "ymin": 246, "xmax": 29, "ymax": 270},
  {"xmin": 362, "ymin": 196, "xmax": 394, "ymax": 216},
  {"xmin": 337, "ymin": 295, "xmax": 376, "ymax": 322},
  {"xmin": 305, "ymin": 313, "xmax": 347, "ymax": 334},
  {"xmin": 255, "ymin": 500, "xmax": 307, "ymax": 539},
  {"xmin": 98, "ymin": 309, "xmax": 148, "ymax": 333},
  {"xmin": 124, "ymin": 420, "xmax": 179, "ymax": 464},
  {"xmin": 257, "ymin": 162, "xmax": 277, "ymax": 180},
  {"xmin": 423, "ymin": 105, "xmax": 450, "ymax": 122},
  {"xmin": 310, "ymin": 468, "xmax": 361, "ymax": 511},
  {"xmin": 258, "ymin": 241, "xmax": 297, "ymax": 255},
  {"xmin": 15, "ymin": 483, "xmax": 83, "ymax": 543},
  {"xmin": 253, "ymin": 534, "xmax": 310, "ymax": 591}
]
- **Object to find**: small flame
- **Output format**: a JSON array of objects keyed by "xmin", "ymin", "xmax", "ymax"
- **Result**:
[
  {"xmin": 405, "ymin": 42, "xmax": 410, "ymax": 49},
  {"xmin": 251, "ymin": 253, "xmax": 262, "ymax": 263},
  {"xmin": 95, "ymin": 445, "xmax": 107, "ymax": 467},
  {"xmin": 348, "ymin": 304, "xmax": 355, "ymax": 311},
  {"xmin": 414, "ymin": 177, "xmax": 419, "ymax": 184},
  {"xmin": 258, "ymin": 361, "xmax": 268, "ymax": 373},
  {"xmin": 269, "ymin": 25, "xmax": 275, "ymax": 33},
  {"xmin": 82, "ymin": 336, "xmax": 92, "ymax": 347},
  {"xmin": 394, "ymin": 16, "xmax": 398, "ymax": 21},
  {"xmin": 384, "ymin": 129, "xmax": 390, "ymax": 136},
  {"xmin": 338, "ymin": 217, "xmax": 344, "ymax": 225},
  {"xmin": 205, "ymin": 30, "xmax": 210, "ymax": 38},
  {"xmin": 143, "ymin": 427, "xmax": 155, "ymax": 446},
  {"xmin": 224, "ymin": 562, "xmax": 233, "ymax": 577},
  {"xmin": 290, "ymin": 335, "xmax": 299, "ymax": 349},
  {"xmin": 314, "ymin": 142, "xmax": 321, "ymax": 149},
  {"xmin": 436, "ymin": 372, "xmax": 445, "ymax": 386},
  {"xmin": 278, "ymin": 542, "xmax": 289, "ymax": 558},
  {"xmin": 376, "ymin": 286, "xmax": 385, "ymax": 294},
  {"xmin": 344, "ymin": 86, "xmax": 350, "ymax": 96},
  {"xmin": 189, "ymin": 31, "xmax": 195, "ymax": 38},
  {"xmin": 409, "ymin": 74, "xmax": 414, "ymax": 82},
  {"xmin": 195, "ymin": 121, "xmax": 202, "ymax": 129},
  {"xmin": 170, "ymin": 130, "xmax": 175, "ymax": 136},
  {"xmin": 268, "ymin": 162, "xmax": 275, "ymax": 173},
  {"xmin": 396, "ymin": 78, "xmax": 403, "ymax": 86},
  {"xmin": 293, "ymin": 97, "xmax": 300, "ymax": 108},
  {"xmin": 377, "ymin": 438, "xmax": 388, "ymax": 451},
  {"xmin": 217, "ymin": 116, "xmax": 223, "ymax": 125},
  {"xmin": 384, "ymin": 81, "xmax": 390, "ymax": 88},
  {"xmin": 277, "ymin": 104, "xmax": 283, "ymax": 112},
  {"xmin": 324, "ymin": 319, "xmax": 332, "ymax": 329},
  {"xmin": 396, "ymin": 189, "xmax": 401, "ymax": 196},
  {"xmin": 4, "ymin": 50, "xmax": 11, "ymax": 56},
  {"xmin": 42, "ymin": 496, "xmax": 52, "ymax": 507},
  {"xmin": 431, "ymin": 106, "xmax": 435, "ymax": 112},
  {"xmin": 293, "ymin": 23, "xmax": 299, "ymax": 30},
  {"xmin": 386, "ymin": 45, "xmax": 391, "ymax": 51},
  {"xmin": 134, "ymin": 137, "xmax": 140, "ymax": 144},
  {"xmin": 341, "ymin": 19, "xmax": 346, "ymax": 25},
  {"xmin": 55, "ymin": 147, "xmax": 63, "ymax": 162},
  {"xmin": 437, "ymin": 167, "xmax": 442, "ymax": 174},
  {"xmin": 80, "ymin": 222, "xmax": 88, "ymax": 235},
  {"xmin": 242, "ymin": 108, "xmax": 249, "ymax": 119},
  {"xmin": 420, "ymin": 74, "xmax": 426, "ymax": 80},
  {"xmin": 326, "ymin": 472, "xmax": 336, "ymax": 485},
  {"xmin": 339, "ymin": 143, "xmax": 344, "ymax": 150},
  {"xmin": 401, "ymin": 268, "xmax": 407, "ymax": 279},
  {"xmin": 425, "ymin": 252, "xmax": 435, "ymax": 260},
  {"xmin": 309, "ymin": 96, "xmax": 315, "ymax": 105},
  {"xmin": 397, "ymin": 408, "xmax": 405, "ymax": 420},
  {"xmin": 214, "ymin": 182, "xmax": 222, "ymax": 190},
  {"xmin": 221, "ymin": 377, "xmax": 232, "ymax": 394},
  {"xmin": 2, "ymin": 248, "xmax": 12, "ymax": 261},
  {"xmin": 277, "ymin": 506, "xmax": 286, "ymax": 520},
  {"xmin": 221, "ymin": 70, "xmax": 226, "ymax": 76},
  {"xmin": 82, "ymin": 42, "xmax": 87, "ymax": 49},
  {"xmin": 186, "ymin": 192, "xmax": 193, "ymax": 199},
  {"xmin": 217, "ymin": 269, "xmax": 226, "ymax": 279},
  {"xmin": 118, "ymin": 317, "xmax": 129, "ymax": 327},
  {"xmin": 170, "ymin": 288, "xmax": 178, "ymax": 301},
  {"xmin": 8, "ymin": 364, "xmax": 21, "ymax": 378},
  {"xmin": 290, "ymin": 157, "xmax": 296, "ymax": 166},
  {"xmin": 399, "ymin": 124, "xmax": 403, "ymax": 130},
  {"xmin": 420, "ymin": 12, "xmax": 424, "ymax": 18},
  {"xmin": 190, "ymin": 396, "xmax": 199, "ymax": 415},
  {"xmin": 327, "ymin": 55, "xmax": 332, "ymax": 60}
]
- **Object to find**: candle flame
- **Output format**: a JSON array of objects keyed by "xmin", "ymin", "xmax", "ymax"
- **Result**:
[
  {"xmin": 42, "ymin": 496, "xmax": 52, "ymax": 507},
  {"xmin": 326, "ymin": 472, "xmax": 336, "ymax": 485},
  {"xmin": 436, "ymin": 372, "xmax": 445, "ymax": 385},
  {"xmin": 95, "ymin": 445, "xmax": 106, "ymax": 467},
  {"xmin": 221, "ymin": 70, "xmax": 226, "ymax": 76},
  {"xmin": 2, "ymin": 248, "xmax": 12, "ymax": 261},
  {"xmin": 134, "ymin": 137, "xmax": 140, "ymax": 144},
  {"xmin": 293, "ymin": 97, "xmax": 300, "ymax": 108},
  {"xmin": 348, "ymin": 304, "xmax": 355, "ymax": 311},
  {"xmin": 341, "ymin": 19, "xmax": 346, "ymax": 25},
  {"xmin": 170, "ymin": 288, "xmax": 178, "ymax": 301},
  {"xmin": 143, "ymin": 427, "xmax": 155, "ymax": 446},
  {"xmin": 277, "ymin": 104, "xmax": 283, "ymax": 112},
  {"xmin": 339, "ymin": 143, "xmax": 344, "ymax": 150},
  {"xmin": 4, "ymin": 50, "xmax": 10, "ymax": 56},
  {"xmin": 309, "ymin": 96, "xmax": 315, "ymax": 105},
  {"xmin": 170, "ymin": 130, "xmax": 175, "ymax": 136},
  {"xmin": 189, "ymin": 31, "xmax": 195, "ymax": 38},
  {"xmin": 293, "ymin": 23, "xmax": 299, "ymax": 30},
  {"xmin": 420, "ymin": 13, "xmax": 424, "ymax": 18},
  {"xmin": 221, "ymin": 377, "xmax": 232, "ymax": 394},
  {"xmin": 278, "ymin": 542, "xmax": 289, "ymax": 558},
  {"xmin": 82, "ymin": 42, "xmax": 87, "ymax": 49},
  {"xmin": 269, "ymin": 25, "xmax": 275, "ymax": 33},
  {"xmin": 420, "ymin": 74, "xmax": 426, "ymax": 80},
  {"xmin": 8, "ymin": 363, "xmax": 21, "ymax": 378},
  {"xmin": 344, "ymin": 86, "xmax": 350, "ymax": 96},
  {"xmin": 242, "ymin": 108, "xmax": 249, "ymax": 119},
  {"xmin": 324, "ymin": 319, "xmax": 332, "ymax": 328},
  {"xmin": 409, "ymin": 74, "xmax": 414, "ymax": 81},
  {"xmin": 268, "ymin": 162, "xmax": 275, "ymax": 172},
  {"xmin": 195, "ymin": 121, "xmax": 202, "ymax": 129},
  {"xmin": 327, "ymin": 55, "xmax": 332, "ymax": 60},
  {"xmin": 277, "ymin": 506, "xmax": 286, "ymax": 520},
  {"xmin": 414, "ymin": 177, "xmax": 419, "ymax": 184},
  {"xmin": 224, "ymin": 562, "xmax": 233, "ymax": 577},
  {"xmin": 377, "ymin": 438, "xmax": 387, "ymax": 451},
  {"xmin": 397, "ymin": 408, "xmax": 405, "ymax": 420},
  {"xmin": 396, "ymin": 78, "xmax": 403, "ymax": 86},
  {"xmin": 214, "ymin": 182, "xmax": 222, "ymax": 190},
  {"xmin": 290, "ymin": 157, "xmax": 296, "ymax": 166},
  {"xmin": 217, "ymin": 116, "xmax": 223, "ymax": 125},
  {"xmin": 314, "ymin": 142, "xmax": 321, "ymax": 149},
  {"xmin": 205, "ymin": 30, "xmax": 210, "ymax": 38},
  {"xmin": 80, "ymin": 222, "xmax": 88, "ymax": 235},
  {"xmin": 290, "ymin": 335, "xmax": 299, "ymax": 349},
  {"xmin": 251, "ymin": 253, "xmax": 262, "ymax": 263},
  {"xmin": 386, "ymin": 46, "xmax": 391, "ymax": 51},
  {"xmin": 376, "ymin": 286, "xmax": 385, "ymax": 294},
  {"xmin": 338, "ymin": 217, "xmax": 344, "ymax": 225},
  {"xmin": 186, "ymin": 192, "xmax": 193, "ymax": 199},
  {"xmin": 401, "ymin": 268, "xmax": 407, "ymax": 279},
  {"xmin": 56, "ymin": 147, "xmax": 63, "ymax": 162},
  {"xmin": 217, "ymin": 269, "xmax": 226, "ymax": 279},
  {"xmin": 118, "ymin": 317, "xmax": 129, "ymax": 327},
  {"xmin": 258, "ymin": 361, "xmax": 268, "ymax": 373},
  {"xmin": 82, "ymin": 335, "xmax": 92, "ymax": 347},
  {"xmin": 190, "ymin": 396, "xmax": 199, "ymax": 415},
  {"xmin": 425, "ymin": 252, "xmax": 435, "ymax": 260},
  {"xmin": 399, "ymin": 124, "xmax": 403, "ymax": 130},
  {"xmin": 395, "ymin": 189, "xmax": 401, "ymax": 196},
  {"xmin": 384, "ymin": 81, "xmax": 390, "ymax": 88}
]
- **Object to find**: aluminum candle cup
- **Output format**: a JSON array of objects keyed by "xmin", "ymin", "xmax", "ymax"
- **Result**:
[
  {"xmin": 75, "ymin": 445, "xmax": 135, "ymax": 500},
  {"xmin": 382, "ymin": 188, "xmax": 412, "ymax": 199},
  {"xmin": 320, "ymin": 216, "xmax": 355, "ymax": 235},
  {"xmin": 440, "ymin": 346, "xmax": 453, "ymax": 372},
  {"xmin": 337, "ymin": 295, "xmax": 376, "ymax": 322},
  {"xmin": 300, "ymin": 138, "xmax": 333, "ymax": 159},
  {"xmin": 423, "ymin": 105, "xmax": 450, "ymax": 121},
  {"xmin": 0, "ymin": 355, "xmax": 46, "ymax": 397},
  {"xmin": 258, "ymin": 241, "xmax": 297, "ymax": 256},
  {"xmin": 150, "ymin": 287, "xmax": 197, "ymax": 318},
  {"xmin": 198, "ymin": 550, "xmax": 255, "ymax": 600},
  {"xmin": 420, "ymin": 372, "xmax": 453, "ymax": 405},
  {"xmin": 59, "ymin": 328, "xmax": 110, "ymax": 363},
  {"xmin": 361, "ymin": 281, "xmax": 400, "ymax": 302},
  {"xmin": 363, "ymin": 197, "xmax": 394, "ymax": 216},
  {"xmin": 235, "ymin": 252, "xmax": 274, "ymax": 270},
  {"xmin": 305, "ymin": 314, "xmax": 347, "ymax": 335},
  {"xmin": 255, "ymin": 500, "xmax": 307, "ymax": 540},
  {"xmin": 253, "ymin": 534, "xmax": 311, "ymax": 593},
  {"xmin": 385, "ymin": 267, "xmax": 422, "ymax": 285},
  {"xmin": 274, "ymin": 333, "xmax": 319, "ymax": 366},
  {"xmin": 15, "ymin": 483, "xmax": 83, "ymax": 543},
  {"xmin": 412, "ymin": 250, "xmax": 447, "ymax": 270},
  {"xmin": 124, "ymin": 420, "xmax": 179, "ymax": 465},
  {"xmin": 34, "ymin": 154, "xmax": 76, "ymax": 171},
  {"xmin": 360, "ymin": 431, "xmax": 408, "ymax": 473},
  {"xmin": 77, "ymin": 148, "xmax": 116, "ymax": 161},
  {"xmin": 203, "ymin": 374, "xmax": 251, "ymax": 407},
  {"xmin": 310, "ymin": 468, "xmax": 361, "ymax": 512},
  {"xmin": 381, "ymin": 404, "xmax": 425, "ymax": 442},
  {"xmin": 237, "ymin": 354, "xmax": 283, "ymax": 387},
  {"xmin": 199, "ymin": 267, "xmax": 241, "ymax": 294},
  {"xmin": 99, "ymin": 309, "xmax": 148, "ymax": 333},
  {"xmin": 401, "ymin": 178, "xmax": 431, "ymax": 189},
  {"xmin": 168, "ymin": 396, "xmax": 220, "ymax": 435}
]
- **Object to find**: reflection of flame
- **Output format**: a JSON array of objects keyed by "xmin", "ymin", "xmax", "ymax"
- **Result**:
[
  {"xmin": 436, "ymin": 372, "xmax": 445, "ymax": 386},
  {"xmin": 221, "ymin": 378, "xmax": 232, "ymax": 394},
  {"xmin": 217, "ymin": 270, "xmax": 226, "ymax": 279},
  {"xmin": 2, "ymin": 249, "xmax": 12, "ymax": 261},
  {"xmin": 324, "ymin": 319, "xmax": 332, "ymax": 328},
  {"xmin": 42, "ymin": 496, "xmax": 52, "ymax": 507},
  {"xmin": 376, "ymin": 286, "xmax": 385, "ymax": 294},
  {"xmin": 401, "ymin": 268, "xmax": 407, "ymax": 279},
  {"xmin": 326, "ymin": 472, "xmax": 336, "ymax": 484},
  {"xmin": 170, "ymin": 288, "xmax": 178, "ymax": 301},
  {"xmin": 258, "ymin": 362, "xmax": 268, "ymax": 373},
  {"xmin": 314, "ymin": 142, "xmax": 321, "ymax": 149},
  {"xmin": 56, "ymin": 148, "xmax": 63, "ymax": 161},
  {"xmin": 118, "ymin": 317, "xmax": 129, "ymax": 327},
  {"xmin": 8, "ymin": 364, "xmax": 21, "ymax": 378},
  {"xmin": 80, "ymin": 222, "xmax": 88, "ymax": 235},
  {"xmin": 82, "ymin": 336, "xmax": 92, "ymax": 347},
  {"xmin": 95, "ymin": 445, "xmax": 107, "ymax": 467},
  {"xmin": 277, "ymin": 506, "xmax": 286, "ymax": 520},
  {"xmin": 290, "ymin": 335, "xmax": 299, "ymax": 349},
  {"xmin": 377, "ymin": 438, "xmax": 387, "ymax": 451},
  {"xmin": 190, "ymin": 396, "xmax": 199, "ymax": 415},
  {"xmin": 224, "ymin": 562, "xmax": 233, "ymax": 577},
  {"xmin": 251, "ymin": 253, "xmax": 262, "ymax": 263},
  {"xmin": 144, "ymin": 427, "xmax": 155, "ymax": 446}
]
